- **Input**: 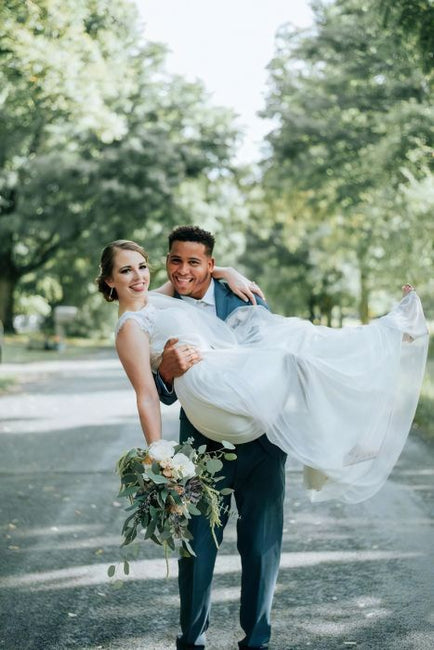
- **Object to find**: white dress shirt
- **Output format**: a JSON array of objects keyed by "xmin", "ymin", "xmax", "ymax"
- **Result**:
[{"xmin": 180, "ymin": 279, "xmax": 217, "ymax": 315}]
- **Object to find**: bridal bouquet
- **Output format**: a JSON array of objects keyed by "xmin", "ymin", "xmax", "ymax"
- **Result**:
[{"xmin": 108, "ymin": 438, "xmax": 236, "ymax": 577}]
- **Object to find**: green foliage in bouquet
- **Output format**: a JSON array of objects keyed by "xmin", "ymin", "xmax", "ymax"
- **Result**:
[{"xmin": 108, "ymin": 438, "xmax": 236, "ymax": 577}]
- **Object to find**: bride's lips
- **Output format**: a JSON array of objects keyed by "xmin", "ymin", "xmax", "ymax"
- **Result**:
[{"xmin": 130, "ymin": 282, "xmax": 146, "ymax": 292}]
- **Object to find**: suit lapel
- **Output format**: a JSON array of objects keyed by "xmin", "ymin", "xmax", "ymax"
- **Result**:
[{"xmin": 214, "ymin": 280, "xmax": 230, "ymax": 320}]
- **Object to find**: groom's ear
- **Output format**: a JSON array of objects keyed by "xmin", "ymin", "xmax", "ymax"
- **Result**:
[{"xmin": 208, "ymin": 257, "xmax": 215, "ymax": 273}]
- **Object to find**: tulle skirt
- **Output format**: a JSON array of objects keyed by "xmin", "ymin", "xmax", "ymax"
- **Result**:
[{"xmin": 174, "ymin": 291, "xmax": 429, "ymax": 503}]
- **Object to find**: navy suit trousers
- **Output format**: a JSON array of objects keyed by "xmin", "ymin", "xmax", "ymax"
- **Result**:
[{"xmin": 177, "ymin": 416, "xmax": 286, "ymax": 648}]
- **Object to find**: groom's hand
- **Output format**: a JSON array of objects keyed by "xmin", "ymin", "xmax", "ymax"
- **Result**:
[{"xmin": 158, "ymin": 338, "xmax": 202, "ymax": 386}]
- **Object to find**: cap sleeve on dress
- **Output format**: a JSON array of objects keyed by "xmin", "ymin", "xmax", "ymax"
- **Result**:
[{"xmin": 115, "ymin": 308, "xmax": 154, "ymax": 339}]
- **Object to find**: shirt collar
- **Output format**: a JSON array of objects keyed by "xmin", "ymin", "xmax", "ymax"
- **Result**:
[{"xmin": 180, "ymin": 279, "xmax": 216, "ymax": 307}]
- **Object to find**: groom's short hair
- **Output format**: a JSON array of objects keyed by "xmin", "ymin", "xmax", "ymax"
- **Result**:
[{"xmin": 168, "ymin": 225, "xmax": 215, "ymax": 256}]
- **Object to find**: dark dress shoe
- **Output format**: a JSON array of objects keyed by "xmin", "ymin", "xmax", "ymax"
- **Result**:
[{"xmin": 176, "ymin": 636, "xmax": 205, "ymax": 650}]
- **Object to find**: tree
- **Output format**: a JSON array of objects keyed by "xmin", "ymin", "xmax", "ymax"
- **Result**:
[
  {"xmin": 0, "ymin": 0, "xmax": 239, "ymax": 331},
  {"xmin": 259, "ymin": 0, "xmax": 433, "ymax": 321},
  {"xmin": 0, "ymin": 0, "xmax": 138, "ymax": 329},
  {"xmin": 380, "ymin": 0, "xmax": 434, "ymax": 72}
]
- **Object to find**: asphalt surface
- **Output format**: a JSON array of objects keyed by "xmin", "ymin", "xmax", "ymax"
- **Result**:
[{"xmin": 0, "ymin": 353, "xmax": 433, "ymax": 650}]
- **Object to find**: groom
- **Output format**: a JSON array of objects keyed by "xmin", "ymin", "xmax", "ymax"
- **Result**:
[{"xmin": 155, "ymin": 225, "xmax": 287, "ymax": 650}]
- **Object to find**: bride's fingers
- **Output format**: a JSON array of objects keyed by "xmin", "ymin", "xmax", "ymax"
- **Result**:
[
  {"xmin": 181, "ymin": 345, "xmax": 202, "ymax": 364},
  {"xmin": 238, "ymin": 287, "xmax": 257, "ymax": 304},
  {"xmin": 250, "ymin": 283, "xmax": 265, "ymax": 301},
  {"xmin": 233, "ymin": 285, "xmax": 261, "ymax": 304}
]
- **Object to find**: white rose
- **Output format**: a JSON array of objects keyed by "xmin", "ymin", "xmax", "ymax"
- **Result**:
[
  {"xmin": 171, "ymin": 453, "xmax": 196, "ymax": 479},
  {"xmin": 148, "ymin": 439, "xmax": 177, "ymax": 462}
]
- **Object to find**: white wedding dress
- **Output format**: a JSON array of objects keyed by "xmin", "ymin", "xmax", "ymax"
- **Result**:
[{"xmin": 116, "ymin": 291, "xmax": 428, "ymax": 503}]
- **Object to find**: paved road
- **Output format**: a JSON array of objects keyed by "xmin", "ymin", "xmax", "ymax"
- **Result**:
[{"xmin": 0, "ymin": 354, "xmax": 433, "ymax": 650}]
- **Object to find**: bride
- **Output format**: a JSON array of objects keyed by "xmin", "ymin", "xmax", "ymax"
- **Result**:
[{"xmin": 97, "ymin": 239, "xmax": 429, "ymax": 503}]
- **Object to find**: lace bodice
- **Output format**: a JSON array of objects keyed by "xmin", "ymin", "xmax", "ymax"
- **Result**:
[
  {"xmin": 115, "ymin": 303, "xmax": 160, "ymax": 371},
  {"xmin": 115, "ymin": 303, "xmax": 158, "ymax": 339}
]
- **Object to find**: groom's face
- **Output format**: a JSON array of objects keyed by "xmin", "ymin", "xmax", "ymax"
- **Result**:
[{"xmin": 166, "ymin": 240, "xmax": 215, "ymax": 299}]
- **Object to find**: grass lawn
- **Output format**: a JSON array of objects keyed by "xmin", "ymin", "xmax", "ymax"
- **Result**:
[
  {"xmin": 413, "ymin": 351, "xmax": 434, "ymax": 443},
  {"xmin": 0, "ymin": 333, "xmax": 113, "ymax": 364},
  {"xmin": 0, "ymin": 375, "xmax": 15, "ymax": 392}
]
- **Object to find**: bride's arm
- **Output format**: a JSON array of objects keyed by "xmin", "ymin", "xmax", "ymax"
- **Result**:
[
  {"xmin": 116, "ymin": 320, "xmax": 162, "ymax": 445},
  {"xmin": 154, "ymin": 267, "xmax": 265, "ymax": 304},
  {"xmin": 213, "ymin": 266, "xmax": 265, "ymax": 304}
]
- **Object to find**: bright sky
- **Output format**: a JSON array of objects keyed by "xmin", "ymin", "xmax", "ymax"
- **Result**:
[{"xmin": 135, "ymin": 0, "xmax": 314, "ymax": 162}]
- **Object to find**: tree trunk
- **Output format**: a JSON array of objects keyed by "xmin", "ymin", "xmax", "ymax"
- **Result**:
[
  {"xmin": 359, "ymin": 267, "xmax": 370, "ymax": 324},
  {"xmin": 0, "ymin": 274, "xmax": 18, "ymax": 333}
]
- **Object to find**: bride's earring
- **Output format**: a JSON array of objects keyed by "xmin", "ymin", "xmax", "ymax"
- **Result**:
[{"xmin": 108, "ymin": 287, "xmax": 114, "ymax": 300}]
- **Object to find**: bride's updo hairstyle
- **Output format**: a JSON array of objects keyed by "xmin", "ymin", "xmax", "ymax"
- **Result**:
[{"xmin": 97, "ymin": 240, "xmax": 149, "ymax": 302}]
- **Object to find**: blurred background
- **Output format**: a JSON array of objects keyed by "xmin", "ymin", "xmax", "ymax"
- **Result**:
[{"xmin": 0, "ymin": 0, "xmax": 432, "ymax": 432}]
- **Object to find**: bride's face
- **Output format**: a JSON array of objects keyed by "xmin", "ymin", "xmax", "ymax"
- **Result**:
[{"xmin": 107, "ymin": 248, "xmax": 150, "ymax": 303}]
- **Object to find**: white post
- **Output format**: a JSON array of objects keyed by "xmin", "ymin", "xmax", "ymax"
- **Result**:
[{"xmin": 53, "ymin": 306, "xmax": 78, "ymax": 350}]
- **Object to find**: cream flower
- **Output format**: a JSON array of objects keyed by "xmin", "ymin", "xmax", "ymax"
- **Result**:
[
  {"xmin": 148, "ymin": 439, "xmax": 177, "ymax": 462},
  {"xmin": 171, "ymin": 453, "xmax": 196, "ymax": 479}
]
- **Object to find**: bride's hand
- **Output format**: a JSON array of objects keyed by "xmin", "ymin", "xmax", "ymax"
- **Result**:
[{"xmin": 213, "ymin": 266, "xmax": 265, "ymax": 305}]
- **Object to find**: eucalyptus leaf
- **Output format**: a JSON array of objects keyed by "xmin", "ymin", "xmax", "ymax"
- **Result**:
[
  {"xmin": 206, "ymin": 458, "xmax": 223, "ymax": 474},
  {"xmin": 118, "ymin": 485, "xmax": 139, "ymax": 497},
  {"xmin": 145, "ymin": 469, "xmax": 169, "ymax": 484},
  {"xmin": 120, "ymin": 472, "xmax": 139, "ymax": 484},
  {"xmin": 183, "ymin": 539, "xmax": 196, "ymax": 557},
  {"xmin": 144, "ymin": 519, "xmax": 156, "ymax": 539},
  {"xmin": 107, "ymin": 565, "xmax": 116, "ymax": 578},
  {"xmin": 187, "ymin": 503, "xmax": 201, "ymax": 516}
]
